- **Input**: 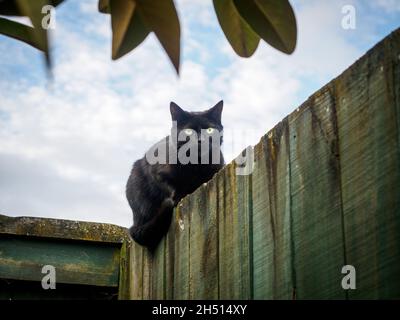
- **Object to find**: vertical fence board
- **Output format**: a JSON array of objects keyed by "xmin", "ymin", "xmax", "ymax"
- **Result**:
[
  {"xmin": 131, "ymin": 243, "xmax": 144, "ymax": 299},
  {"xmin": 387, "ymin": 31, "xmax": 400, "ymax": 150},
  {"xmin": 251, "ymin": 119, "xmax": 293, "ymax": 299},
  {"xmin": 151, "ymin": 237, "xmax": 165, "ymax": 299},
  {"xmin": 218, "ymin": 164, "xmax": 238, "ymax": 299},
  {"xmin": 336, "ymin": 33, "xmax": 400, "ymax": 298},
  {"xmin": 236, "ymin": 165, "xmax": 253, "ymax": 299},
  {"xmin": 165, "ymin": 215, "xmax": 175, "ymax": 299},
  {"xmin": 172, "ymin": 200, "xmax": 191, "ymax": 299},
  {"xmin": 218, "ymin": 163, "xmax": 252, "ymax": 299},
  {"xmin": 142, "ymin": 249, "xmax": 152, "ymax": 299},
  {"xmin": 289, "ymin": 85, "xmax": 346, "ymax": 299},
  {"xmin": 266, "ymin": 120, "xmax": 293, "ymax": 299},
  {"xmin": 251, "ymin": 139, "xmax": 274, "ymax": 298},
  {"xmin": 119, "ymin": 241, "xmax": 134, "ymax": 299},
  {"xmin": 189, "ymin": 180, "xmax": 219, "ymax": 299}
]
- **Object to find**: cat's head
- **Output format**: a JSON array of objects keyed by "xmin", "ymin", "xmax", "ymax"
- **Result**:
[{"xmin": 169, "ymin": 101, "xmax": 224, "ymax": 162}]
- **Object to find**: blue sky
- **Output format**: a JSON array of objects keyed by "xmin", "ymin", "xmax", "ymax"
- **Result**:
[{"xmin": 0, "ymin": 0, "xmax": 399, "ymax": 227}]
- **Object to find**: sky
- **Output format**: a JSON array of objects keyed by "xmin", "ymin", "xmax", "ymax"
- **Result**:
[{"xmin": 0, "ymin": 0, "xmax": 399, "ymax": 227}]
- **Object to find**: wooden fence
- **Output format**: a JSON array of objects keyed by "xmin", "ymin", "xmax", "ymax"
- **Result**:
[{"xmin": 130, "ymin": 28, "xmax": 400, "ymax": 299}]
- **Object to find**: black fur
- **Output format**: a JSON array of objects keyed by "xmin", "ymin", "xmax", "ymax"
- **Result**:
[{"xmin": 126, "ymin": 101, "xmax": 224, "ymax": 250}]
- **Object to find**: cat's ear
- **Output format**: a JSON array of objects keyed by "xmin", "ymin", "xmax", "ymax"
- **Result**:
[
  {"xmin": 170, "ymin": 102, "xmax": 187, "ymax": 122},
  {"xmin": 207, "ymin": 100, "xmax": 223, "ymax": 122}
]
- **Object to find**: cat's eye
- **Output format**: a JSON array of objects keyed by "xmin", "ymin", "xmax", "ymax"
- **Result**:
[
  {"xmin": 206, "ymin": 128, "xmax": 215, "ymax": 134},
  {"xmin": 184, "ymin": 129, "xmax": 193, "ymax": 136}
]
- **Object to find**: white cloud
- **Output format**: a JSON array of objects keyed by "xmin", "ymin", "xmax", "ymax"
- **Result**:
[{"xmin": 0, "ymin": 0, "xmax": 395, "ymax": 227}]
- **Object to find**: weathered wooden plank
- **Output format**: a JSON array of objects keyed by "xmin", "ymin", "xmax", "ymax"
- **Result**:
[
  {"xmin": 251, "ymin": 139, "xmax": 273, "ymax": 299},
  {"xmin": 130, "ymin": 242, "xmax": 144, "ymax": 299},
  {"xmin": 189, "ymin": 178, "xmax": 219, "ymax": 299},
  {"xmin": 142, "ymin": 248, "xmax": 152, "ymax": 299},
  {"xmin": 336, "ymin": 32, "xmax": 400, "ymax": 298},
  {"xmin": 289, "ymin": 84, "xmax": 346, "ymax": 299},
  {"xmin": 172, "ymin": 199, "xmax": 191, "ymax": 299},
  {"xmin": 235, "ymin": 162, "xmax": 253, "ymax": 299},
  {"xmin": 386, "ymin": 30, "xmax": 400, "ymax": 152},
  {"xmin": 118, "ymin": 241, "xmax": 134, "ymax": 299},
  {"xmin": 151, "ymin": 237, "xmax": 165, "ymax": 299},
  {"xmin": 165, "ymin": 210, "xmax": 176, "ymax": 299},
  {"xmin": 0, "ymin": 235, "xmax": 120, "ymax": 287},
  {"xmin": 218, "ymin": 162, "xmax": 252, "ymax": 299},
  {"xmin": 218, "ymin": 163, "xmax": 238, "ymax": 299},
  {"xmin": 251, "ymin": 119, "xmax": 293, "ymax": 299},
  {"xmin": 0, "ymin": 214, "xmax": 129, "ymax": 244}
]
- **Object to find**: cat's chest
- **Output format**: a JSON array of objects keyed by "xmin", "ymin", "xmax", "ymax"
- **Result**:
[{"xmin": 174, "ymin": 165, "xmax": 217, "ymax": 195}]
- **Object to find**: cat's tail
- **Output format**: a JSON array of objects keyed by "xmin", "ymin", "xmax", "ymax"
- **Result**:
[{"xmin": 129, "ymin": 198, "xmax": 175, "ymax": 251}]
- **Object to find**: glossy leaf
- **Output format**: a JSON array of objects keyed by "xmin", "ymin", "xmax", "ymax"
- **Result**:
[
  {"xmin": 16, "ymin": 0, "xmax": 52, "ymax": 67},
  {"xmin": 136, "ymin": 0, "xmax": 181, "ymax": 74},
  {"xmin": 0, "ymin": 17, "xmax": 44, "ymax": 50},
  {"xmin": 110, "ymin": 0, "xmax": 149, "ymax": 60},
  {"xmin": 213, "ymin": 0, "xmax": 260, "ymax": 57},
  {"xmin": 234, "ymin": 0, "xmax": 297, "ymax": 54}
]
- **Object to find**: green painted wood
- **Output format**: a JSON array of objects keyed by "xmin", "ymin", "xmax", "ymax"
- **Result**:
[
  {"xmin": 172, "ymin": 198, "xmax": 191, "ymax": 299},
  {"xmin": 151, "ymin": 237, "xmax": 165, "ymax": 299},
  {"xmin": 289, "ymin": 84, "xmax": 346, "ymax": 299},
  {"xmin": 189, "ymin": 179, "xmax": 219, "ymax": 299},
  {"xmin": 0, "ymin": 215, "xmax": 135, "ymax": 299},
  {"xmin": 118, "ymin": 241, "xmax": 134, "ymax": 299},
  {"xmin": 130, "ymin": 242, "xmax": 144, "ymax": 299},
  {"xmin": 0, "ymin": 235, "xmax": 120, "ymax": 287},
  {"xmin": 218, "ymin": 163, "xmax": 238, "ymax": 299},
  {"xmin": 136, "ymin": 29, "xmax": 400, "ymax": 300},
  {"xmin": 235, "ymin": 163, "xmax": 253, "ymax": 299},
  {"xmin": 336, "ymin": 31, "xmax": 400, "ymax": 299},
  {"xmin": 264, "ymin": 120, "xmax": 293, "ymax": 299},
  {"xmin": 0, "ymin": 214, "xmax": 130, "ymax": 244},
  {"xmin": 389, "ymin": 31, "xmax": 400, "ymax": 150},
  {"xmin": 250, "ymin": 140, "xmax": 271, "ymax": 298},
  {"xmin": 251, "ymin": 120, "xmax": 294, "ymax": 299},
  {"xmin": 218, "ymin": 162, "xmax": 252, "ymax": 299},
  {"xmin": 142, "ymin": 248, "xmax": 152, "ymax": 299},
  {"xmin": 165, "ymin": 211, "xmax": 176, "ymax": 299}
]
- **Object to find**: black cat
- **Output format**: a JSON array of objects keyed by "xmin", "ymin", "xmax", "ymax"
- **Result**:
[{"xmin": 126, "ymin": 101, "xmax": 224, "ymax": 249}]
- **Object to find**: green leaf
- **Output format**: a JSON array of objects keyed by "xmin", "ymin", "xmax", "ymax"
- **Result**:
[
  {"xmin": 213, "ymin": 0, "xmax": 260, "ymax": 57},
  {"xmin": 0, "ymin": 17, "xmax": 44, "ymax": 50},
  {"xmin": 234, "ymin": 0, "xmax": 297, "ymax": 54},
  {"xmin": 16, "ymin": 0, "xmax": 52, "ymax": 67},
  {"xmin": 136, "ymin": 0, "xmax": 181, "ymax": 74},
  {"xmin": 110, "ymin": 0, "xmax": 150, "ymax": 60},
  {"xmin": 98, "ymin": 0, "xmax": 110, "ymax": 14}
]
